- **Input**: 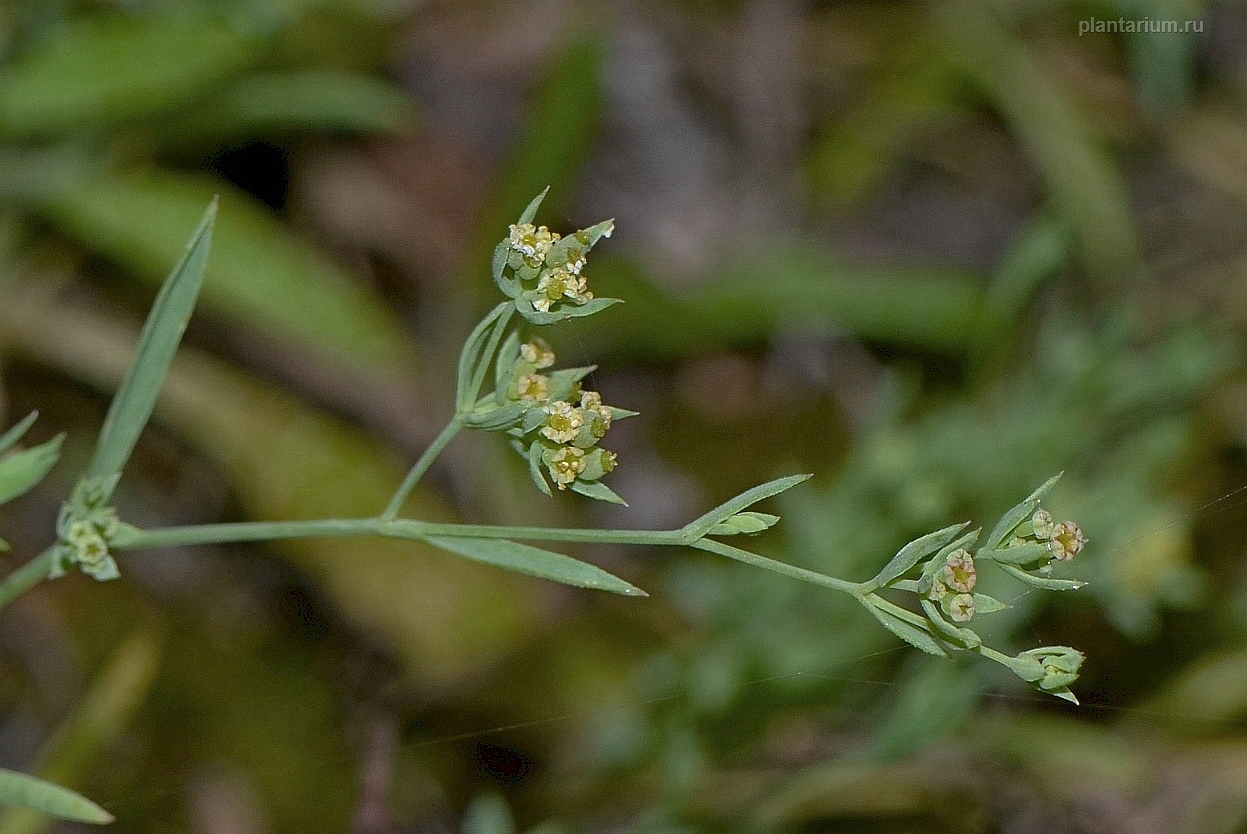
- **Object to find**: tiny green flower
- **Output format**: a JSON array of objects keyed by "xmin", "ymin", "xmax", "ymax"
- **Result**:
[
  {"xmin": 508, "ymin": 223, "xmax": 559, "ymax": 263},
  {"xmin": 577, "ymin": 390, "xmax": 613, "ymax": 441},
  {"xmin": 926, "ymin": 579, "xmax": 948, "ymax": 601},
  {"xmin": 545, "ymin": 445, "xmax": 586, "ymax": 488},
  {"xmin": 515, "ymin": 373, "xmax": 549, "ymax": 402},
  {"xmin": 541, "ymin": 401, "xmax": 584, "ymax": 443},
  {"xmin": 520, "ymin": 338, "xmax": 556, "ymax": 369},
  {"xmin": 946, "ymin": 592, "xmax": 976, "ymax": 622},
  {"xmin": 941, "ymin": 549, "xmax": 976, "ymax": 593},
  {"xmin": 1031, "ymin": 508, "xmax": 1056, "ymax": 539},
  {"xmin": 533, "ymin": 268, "xmax": 593, "ymax": 312},
  {"xmin": 1049, "ymin": 520, "xmax": 1087, "ymax": 561}
]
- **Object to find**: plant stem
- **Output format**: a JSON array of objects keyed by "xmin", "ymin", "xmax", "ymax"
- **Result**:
[
  {"xmin": 0, "ymin": 546, "xmax": 58, "ymax": 613},
  {"xmin": 691, "ymin": 538, "xmax": 861, "ymax": 595},
  {"xmin": 381, "ymin": 418, "xmax": 463, "ymax": 520},
  {"xmin": 110, "ymin": 517, "xmax": 686, "ymax": 550}
]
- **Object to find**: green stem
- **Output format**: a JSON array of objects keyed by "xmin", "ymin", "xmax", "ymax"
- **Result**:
[
  {"xmin": 111, "ymin": 517, "xmax": 685, "ymax": 550},
  {"xmin": 0, "ymin": 546, "xmax": 59, "ymax": 613},
  {"xmin": 381, "ymin": 418, "xmax": 464, "ymax": 520},
  {"xmin": 691, "ymin": 538, "xmax": 861, "ymax": 595}
]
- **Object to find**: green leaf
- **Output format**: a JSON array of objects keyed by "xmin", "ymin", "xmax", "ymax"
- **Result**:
[
  {"xmin": 683, "ymin": 474, "xmax": 812, "ymax": 541},
  {"xmin": 1026, "ymin": 471, "xmax": 1064, "ymax": 502},
  {"xmin": 463, "ymin": 401, "xmax": 524, "ymax": 431},
  {"xmin": 0, "ymin": 413, "xmax": 38, "ymax": 456},
  {"xmin": 518, "ymin": 296, "xmax": 623, "ymax": 325},
  {"xmin": 544, "ymin": 366, "xmax": 595, "ymax": 401},
  {"xmin": 0, "ymin": 16, "xmax": 256, "ymax": 139},
  {"xmin": 456, "ymin": 303, "xmax": 511, "ymax": 412},
  {"xmin": 870, "ymin": 521, "xmax": 969, "ymax": 589},
  {"xmin": 494, "ymin": 330, "xmax": 522, "ymax": 397},
  {"xmin": 0, "ymin": 435, "xmax": 62, "ymax": 505},
  {"xmin": 973, "ymin": 593, "xmax": 1008, "ymax": 615},
  {"xmin": 516, "ymin": 189, "xmax": 550, "ymax": 226},
  {"xmin": 986, "ymin": 540, "xmax": 1050, "ymax": 567},
  {"xmin": 423, "ymin": 536, "xmax": 645, "ymax": 596},
  {"xmin": 920, "ymin": 598, "xmax": 980, "ymax": 649},
  {"xmin": 526, "ymin": 442, "xmax": 553, "ymax": 497},
  {"xmin": 569, "ymin": 479, "xmax": 627, "ymax": 506},
  {"xmin": 997, "ymin": 562, "xmax": 1085, "ymax": 591},
  {"xmin": 85, "ymin": 198, "xmax": 216, "ymax": 500},
  {"xmin": 0, "ymin": 770, "xmax": 111, "ymax": 824},
  {"xmin": 861, "ymin": 595, "xmax": 949, "ymax": 658}
]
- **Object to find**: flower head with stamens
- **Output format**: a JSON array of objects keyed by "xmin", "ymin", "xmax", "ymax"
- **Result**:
[
  {"xmin": 509, "ymin": 223, "xmax": 559, "ymax": 264},
  {"xmin": 515, "ymin": 373, "xmax": 549, "ymax": 402},
  {"xmin": 534, "ymin": 268, "xmax": 593, "ymax": 313},
  {"xmin": 941, "ymin": 550, "xmax": 976, "ymax": 593},
  {"xmin": 541, "ymin": 400, "xmax": 584, "ymax": 443},
  {"xmin": 520, "ymin": 338, "xmax": 556, "ymax": 369},
  {"xmin": 1049, "ymin": 520, "xmax": 1087, "ymax": 561},
  {"xmin": 947, "ymin": 593, "xmax": 976, "ymax": 622},
  {"xmin": 545, "ymin": 446, "xmax": 586, "ymax": 488}
]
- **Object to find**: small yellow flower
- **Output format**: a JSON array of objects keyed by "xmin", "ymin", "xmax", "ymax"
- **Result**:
[
  {"xmin": 520, "ymin": 338, "xmax": 556, "ymax": 369},
  {"xmin": 547, "ymin": 446, "xmax": 586, "ymax": 488},
  {"xmin": 541, "ymin": 400, "xmax": 584, "ymax": 443},
  {"xmin": 515, "ymin": 373, "xmax": 549, "ymax": 401},
  {"xmin": 1049, "ymin": 521, "xmax": 1087, "ymax": 561},
  {"xmin": 534, "ymin": 268, "xmax": 593, "ymax": 312},
  {"xmin": 509, "ymin": 223, "xmax": 559, "ymax": 262},
  {"xmin": 948, "ymin": 593, "xmax": 976, "ymax": 623},
  {"xmin": 578, "ymin": 390, "xmax": 613, "ymax": 438},
  {"xmin": 941, "ymin": 550, "xmax": 976, "ymax": 593},
  {"xmin": 599, "ymin": 449, "xmax": 618, "ymax": 473}
]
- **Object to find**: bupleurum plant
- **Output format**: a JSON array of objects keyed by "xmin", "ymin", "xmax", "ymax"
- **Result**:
[{"xmin": 0, "ymin": 191, "xmax": 1087, "ymax": 824}]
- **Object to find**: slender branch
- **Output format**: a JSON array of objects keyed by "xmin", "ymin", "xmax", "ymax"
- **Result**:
[
  {"xmin": 691, "ymin": 538, "xmax": 861, "ymax": 595},
  {"xmin": 0, "ymin": 546, "xmax": 59, "ymax": 613},
  {"xmin": 381, "ymin": 419, "xmax": 464, "ymax": 520},
  {"xmin": 110, "ymin": 517, "xmax": 686, "ymax": 551}
]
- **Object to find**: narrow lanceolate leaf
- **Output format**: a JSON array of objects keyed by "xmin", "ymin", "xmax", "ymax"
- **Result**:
[
  {"xmin": 0, "ymin": 413, "xmax": 38, "ymax": 456},
  {"xmin": 870, "ymin": 521, "xmax": 969, "ymax": 589},
  {"xmin": 0, "ymin": 435, "xmax": 62, "ymax": 505},
  {"xmin": 683, "ymin": 474, "xmax": 812, "ymax": 541},
  {"xmin": 861, "ymin": 595, "xmax": 949, "ymax": 658},
  {"xmin": 997, "ymin": 563, "xmax": 1085, "ymax": 591},
  {"xmin": 516, "ymin": 188, "xmax": 550, "ymax": 226},
  {"xmin": 569, "ymin": 479, "xmax": 627, "ymax": 506},
  {"xmin": 423, "ymin": 536, "xmax": 645, "ymax": 596},
  {"xmin": 0, "ymin": 769, "xmax": 112, "ymax": 824},
  {"xmin": 85, "ymin": 199, "xmax": 216, "ymax": 501}
]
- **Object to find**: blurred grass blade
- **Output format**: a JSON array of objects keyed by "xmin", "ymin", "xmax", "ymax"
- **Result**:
[
  {"xmin": 0, "ymin": 626, "xmax": 162, "ymax": 834},
  {"xmin": 0, "ymin": 16, "xmax": 255, "ymax": 139},
  {"xmin": 0, "ymin": 771, "xmax": 111, "ymax": 826},
  {"xmin": 934, "ymin": 3, "xmax": 1142, "ymax": 285},
  {"xmin": 461, "ymin": 793, "xmax": 516, "ymax": 834},
  {"xmin": 153, "ymin": 70, "xmax": 416, "ymax": 147},
  {"xmin": 423, "ymin": 536, "xmax": 646, "ymax": 596},
  {"xmin": 85, "ymin": 198, "xmax": 216, "ymax": 495},
  {"xmin": 0, "ymin": 436, "xmax": 62, "ymax": 505},
  {"xmin": 38, "ymin": 171, "xmax": 413, "ymax": 374}
]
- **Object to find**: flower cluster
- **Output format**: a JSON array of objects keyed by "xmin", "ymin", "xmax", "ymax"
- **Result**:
[
  {"xmin": 500, "ymin": 338, "xmax": 630, "ymax": 500},
  {"xmin": 491, "ymin": 191, "xmax": 618, "ymax": 324},
  {"xmin": 862, "ymin": 473, "xmax": 1087, "ymax": 701},
  {"xmin": 53, "ymin": 475, "xmax": 121, "ymax": 581}
]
